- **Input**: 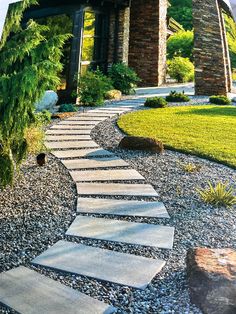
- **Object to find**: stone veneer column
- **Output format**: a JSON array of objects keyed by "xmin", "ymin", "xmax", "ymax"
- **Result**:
[
  {"xmin": 193, "ymin": 0, "xmax": 232, "ymax": 95},
  {"xmin": 108, "ymin": 7, "xmax": 130, "ymax": 66},
  {"xmin": 129, "ymin": 0, "xmax": 167, "ymax": 86}
]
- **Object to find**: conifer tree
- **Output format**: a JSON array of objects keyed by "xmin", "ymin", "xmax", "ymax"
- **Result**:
[{"xmin": 0, "ymin": 0, "xmax": 69, "ymax": 186}]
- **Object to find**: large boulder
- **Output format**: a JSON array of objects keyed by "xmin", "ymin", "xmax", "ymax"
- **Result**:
[
  {"xmin": 35, "ymin": 90, "xmax": 58, "ymax": 112},
  {"xmin": 119, "ymin": 136, "xmax": 164, "ymax": 153},
  {"xmin": 186, "ymin": 248, "xmax": 236, "ymax": 314}
]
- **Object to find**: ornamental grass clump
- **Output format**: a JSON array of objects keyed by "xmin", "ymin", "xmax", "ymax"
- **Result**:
[
  {"xmin": 144, "ymin": 97, "xmax": 167, "ymax": 108},
  {"xmin": 209, "ymin": 95, "xmax": 231, "ymax": 106},
  {"xmin": 197, "ymin": 181, "xmax": 236, "ymax": 208},
  {"xmin": 166, "ymin": 91, "xmax": 190, "ymax": 102}
]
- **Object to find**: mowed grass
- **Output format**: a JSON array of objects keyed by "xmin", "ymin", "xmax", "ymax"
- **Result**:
[{"xmin": 118, "ymin": 105, "xmax": 236, "ymax": 168}]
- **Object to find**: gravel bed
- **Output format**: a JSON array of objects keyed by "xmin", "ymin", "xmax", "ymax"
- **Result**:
[
  {"xmin": 0, "ymin": 154, "xmax": 77, "ymax": 312},
  {"xmin": 89, "ymin": 116, "xmax": 235, "ymax": 313}
]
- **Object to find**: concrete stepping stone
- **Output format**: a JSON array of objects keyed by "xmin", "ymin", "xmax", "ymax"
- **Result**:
[
  {"xmin": 66, "ymin": 216, "xmax": 174, "ymax": 249},
  {"xmin": 46, "ymin": 135, "xmax": 91, "ymax": 141},
  {"xmin": 79, "ymin": 113, "xmax": 116, "ymax": 118},
  {"xmin": 77, "ymin": 183, "xmax": 158, "ymax": 197},
  {"xmin": 46, "ymin": 141, "xmax": 99, "ymax": 150},
  {"xmin": 53, "ymin": 149, "xmax": 114, "ymax": 159},
  {"xmin": 32, "ymin": 240, "xmax": 165, "ymax": 289},
  {"xmin": 46, "ymin": 129, "xmax": 91, "ymax": 135},
  {"xmin": 65, "ymin": 116, "xmax": 108, "ymax": 121},
  {"xmin": 62, "ymin": 157, "xmax": 129, "ymax": 170},
  {"xmin": 58, "ymin": 121, "xmax": 99, "ymax": 125},
  {"xmin": 0, "ymin": 267, "xmax": 115, "ymax": 314},
  {"xmin": 70, "ymin": 169, "xmax": 145, "ymax": 182},
  {"xmin": 50, "ymin": 125, "xmax": 93, "ymax": 130},
  {"xmin": 77, "ymin": 198, "xmax": 169, "ymax": 218}
]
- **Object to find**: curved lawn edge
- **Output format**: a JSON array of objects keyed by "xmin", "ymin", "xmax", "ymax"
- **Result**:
[{"xmin": 117, "ymin": 105, "xmax": 236, "ymax": 170}]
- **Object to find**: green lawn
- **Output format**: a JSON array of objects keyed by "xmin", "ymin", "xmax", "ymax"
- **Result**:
[{"xmin": 118, "ymin": 105, "xmax": 236, "ymax": 168}]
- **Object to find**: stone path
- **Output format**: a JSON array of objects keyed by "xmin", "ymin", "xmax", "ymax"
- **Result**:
[{"xmin": 0, "ymin": 100, "xmax": 175, "ymax": 313}]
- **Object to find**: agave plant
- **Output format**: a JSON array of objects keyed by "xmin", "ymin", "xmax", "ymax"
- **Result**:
[{"xmin": 197, "ymin": 181, "xmax": 236, "ymax": 208}]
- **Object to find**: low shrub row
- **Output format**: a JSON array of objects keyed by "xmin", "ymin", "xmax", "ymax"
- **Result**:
[
  {"xmin": 144, "ymin": 91, "xmax": 190, "ymax": 108},
  {"xmin": 144, "ymin": 93, "xmax": 232, "ymax": 109}
]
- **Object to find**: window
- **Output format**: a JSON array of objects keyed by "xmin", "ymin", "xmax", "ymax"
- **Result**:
[{"xmin": 80, "ymin": 10, "xmax": 108, "ymax": 75}]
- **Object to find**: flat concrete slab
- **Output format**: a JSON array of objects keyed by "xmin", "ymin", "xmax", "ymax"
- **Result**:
[
  {"xmin": 79, "ymin": 113, "xmax": 116, "ymax": 118},
  {"xmin": 50, "ymin": 125, "xmax": 93, "ymax": 130},
  {"xmin": 90, "ymin": 110, "xmax": 127, "ymax": 114},
  {"xmin": 46, "ymin": 141, "xmax": 99, "ymax": 150},
  {"xmin": 0, "ymin": 267, "xmax": 115, "ymax": 314},
  {"xmin": 77, "ymin": 198, "xmax": 169, "ymax": 218},
  {"xmin": 70, "ymin": 169, "xmax": 144, "ymax": 182},
  {"xmin": 62, "ymin": 157, "xmax": 129, "ymax": 170},
  {"xmin": 58, "ymin": 121, "xmax": 99, "ymax": 125},
  {"xmin": 77, "ymin": 183, "xmax": 158, "ymax": 197},
  {"xmin": 66, "ymin": 216, "xmax": 174, "ymax": 249},
  {"xmin": 46, "ymin": 129, "xmax": 91, "ymax": 135},
  {"xmin": 32, "ymin": 241, "xmax": 165, "ymax": 289},
  {"xmin": 46, "ymin": 135, "xmax": 91, "ymax": 141},
  {"xmin": 53, "ymin": 149, "xmax": 114, "ymax": 159},
  {"xmin": 65, "ymin": 116, "xmax": 108, "ymax": 121}
]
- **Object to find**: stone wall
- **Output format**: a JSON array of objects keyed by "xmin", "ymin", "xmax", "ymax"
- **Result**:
[
  {"xmin": 108, "ymin": 7, "xmax": 130, "ymax": 66},
  {"xmin": 193, "ymin": 0, "xmax": 232, "ymax": 95},
  {"xmin": 129, "ymin": 0, "xmax": 167, "ymax": 86}
]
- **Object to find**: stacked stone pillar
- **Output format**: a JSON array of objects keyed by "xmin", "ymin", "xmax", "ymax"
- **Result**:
[
  {"xmin": 108, "ymin": 7, "xmax": 130, "ymax": 66},
  {"xmin": 193, "ymin": 0, "xmax": 232, "ymax": 95},
  {"xmin": 129, "ymin": 0, "xmax": 167, "ymax": 86}
]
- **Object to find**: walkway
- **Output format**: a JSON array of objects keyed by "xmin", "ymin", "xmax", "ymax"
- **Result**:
[{"xmin": 0, "ymin": 99, "xmax": 175, "ymax": 313}]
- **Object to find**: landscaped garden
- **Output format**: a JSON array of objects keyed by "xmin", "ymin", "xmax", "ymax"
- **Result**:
[
  {"xmin": 118, "ymin": 105, "xmax": 236, "ymax": 168},
  {"xmin": 1, "ymin": 0, "xmax": 236, "ymax": 313}
]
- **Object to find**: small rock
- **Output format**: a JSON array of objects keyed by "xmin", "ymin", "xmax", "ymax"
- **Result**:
[
  {"xmin": 119, "ymin": 136, "xmax": 164, "ymax": 153},
  {"xmin": 105, "ymin": 90, "xmax": 122, "ymax": 100},
  {"xmin": 186, "ymin": 247, "xmax": 236, "ymax": 314},
  {"xmin": 35, "ymin": 90, "xmax": 58, "ymax": 112}
]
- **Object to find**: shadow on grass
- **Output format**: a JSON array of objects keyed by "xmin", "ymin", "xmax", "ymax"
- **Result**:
[{"xmin": 176, "ymin": 106, "xmax": 236, "ymax": 117}]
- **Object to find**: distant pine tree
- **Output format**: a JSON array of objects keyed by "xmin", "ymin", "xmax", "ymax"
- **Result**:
[{"xmin": 0, "ymin": 0, "xmax": 69, "ymax": 186}]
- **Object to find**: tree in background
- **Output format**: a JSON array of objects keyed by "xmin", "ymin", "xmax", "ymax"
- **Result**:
[
  {"xmin": 167, "ymin": 30, "xmax": 194, "ymax": 61},
  {"xmin": 0, "ymin": 0, "xmax": 69, "ymax": 187},
  {"xmin": 168, "ymin": 0, "xmax": 193, "ymax": 31},
  {"xmin": 223, "ymin": 13, "xmax": 236, "ymax": 71}
]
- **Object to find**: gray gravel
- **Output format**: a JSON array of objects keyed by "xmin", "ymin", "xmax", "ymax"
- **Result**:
[{"xmin": 0, "ymin": 154, "xmax": 77, "ymax": 312}]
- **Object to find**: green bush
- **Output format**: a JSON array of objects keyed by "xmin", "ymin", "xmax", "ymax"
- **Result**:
[
  {"xmin": 78, "ymin": 69, "xmax": 113, "ymax": 106},
  {"xmin": 34, "ymin": 110, "xmax": 52, "ymax": 126},
  {"xmin": 166, "ymin": 91, "xmax": 190, "ymax": 102},
  {"xmin": 108, "ymin": 63, "xmax": 140, "ymax": 95},
  {"xmin": 167, "ymin": 30, "xmax": 194, "ymax": 61},
  {"xmin": 209, "ymin": 95, "xmax": 231, "ymax": 106},
  {"xmin": 59, "ymin": 104, "xmax": 77, "ymax": 112},
  {"xmin": 144, "ymin": 97, "xmax": 167, "ymax": 108},
  {"xmin": 167, "ymin": 57, "xmax": 194, "ymax": 83}
]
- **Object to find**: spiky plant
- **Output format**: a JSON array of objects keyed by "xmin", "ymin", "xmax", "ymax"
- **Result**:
[
  {"xmin": 0, "ymin": 0, "xmax": 69, "ymax": 187},
  {"xmin": 197, "ymin": 182, "xmax": 236, "ymax": 208}
]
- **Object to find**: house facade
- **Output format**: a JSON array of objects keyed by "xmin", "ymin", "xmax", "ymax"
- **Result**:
[{"xmin": 23, "ymin": 0, "xmax": 167, "ymax": 99}]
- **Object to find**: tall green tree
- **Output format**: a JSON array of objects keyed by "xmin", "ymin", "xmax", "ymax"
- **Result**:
[
  {"xmin": 223, "ymin": 12, "xmax": 236, "ymax": 70},
  {"xmin": 0, "ymin": 0, "xmax": 69, "ymax": 187},
  {"xmin": 168, "ymin": 0, "xmax": 193, "ymax": 31}
]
